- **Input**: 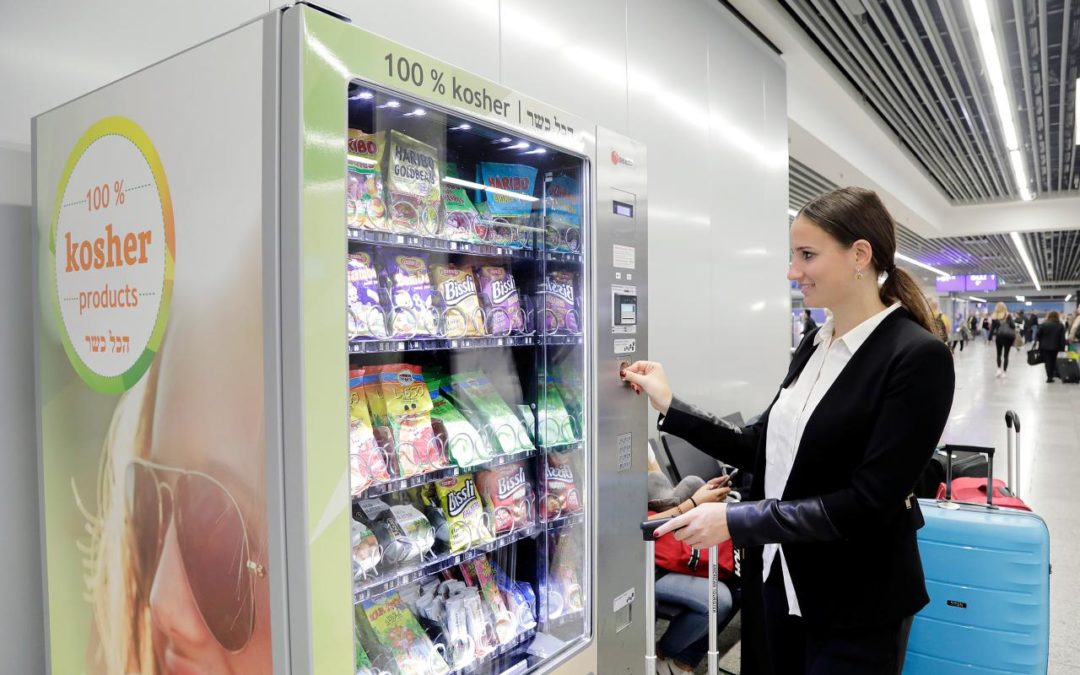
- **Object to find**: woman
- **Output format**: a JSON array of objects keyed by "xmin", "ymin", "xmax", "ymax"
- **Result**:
[
  {"xmin": 1036, "ymin": 311, "xmax": 1066, "ymax": 382},
  {"xmin": 990, "ymin": 302, "xmax": 1017, "ymax": 378},
  {"xmin": 624, "ymin": 187, "xmax": 954, "ymax": 674},
  {"xmin": 646, "ymin": 464, "xmax": 736, "ymax": 675},
  {"xmin": 950, "ymin": 314, "xmax": 970, "ymax": 353}
]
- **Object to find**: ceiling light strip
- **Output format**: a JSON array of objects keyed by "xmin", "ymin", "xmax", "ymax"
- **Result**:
[
  {"xmin": 1009, "ymin": 231, "xmax": 1042, "ymax": 291},
  {"xmin": 894, "ymin": 252, "xmax": 950, "ymax": 277},
  {"xmin": 969, "ymin": 0, "xmax": 1034, "ymax": 200}
]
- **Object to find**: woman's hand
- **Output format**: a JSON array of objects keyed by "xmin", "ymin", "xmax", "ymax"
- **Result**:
[
  {"xmin": 621, "ymin": 361, "xmax": 674, "ymax": 414},
  {"xmin": 692, "ymin": 477, "xmax": 732, "ymax": 505},
  {"xmin": 653, "ymin": 502, "xmax": 730, "ymax": 549}
]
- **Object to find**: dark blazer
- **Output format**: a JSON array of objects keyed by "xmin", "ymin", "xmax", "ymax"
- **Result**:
[
  {"xmin": 1037, "ymin": 320, "xmax": 1066, "ymax": 352},
  {"xmin": 659, "ymin": 307, "xmax": 955, "ymax": 629}
]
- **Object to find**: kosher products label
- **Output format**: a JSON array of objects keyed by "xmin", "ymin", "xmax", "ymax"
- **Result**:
[{"xmin": 50, "ymin": 116, "xmax": 175, "ymax": 393}]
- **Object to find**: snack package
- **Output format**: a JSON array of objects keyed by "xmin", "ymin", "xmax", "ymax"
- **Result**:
[
  {"xmin": 430, "ymin": 262, "xmax": 485, "ymax": 338},
  {"xmin": 379, "ymin": 251, "xmax": 439, "ymax": 338},
  {"xmin": 368, "ymin": 364, "xmax": 444, "ymax": 476},
  {"xmin": 544, "ymin": 173, "xmax": 582, "ymax": 253},
  {"xmin": 355, "ymin": 631, "xmax": 375, "ymax": 675},
  {"xmin": 352, "ymin": 519, "xmax": 382, "ymax": 580},
  {"xmin": 533, "ymin": 384, "xmax": 576, "ymax": 447},
  {"xmin": 361, "ymin": 592, "xmax": 450, "ymax": 675},
  {"xmin": 386, "ymin": 130, "xmax": 441, "ymax": 235},
  {"xmin": 348, "ymin": 250, "xmax": 388, "ymax": 339},
  {"xmin": 461, "ymin": 587, "xmax": 499, "ymax": 657},
  {"xmin": 550, "ymin": 362, "xmax": 584, "ymax": 429},
  {"xmin": 445, "ymin": 372, "xmax": 534, "ymax": 455},
  {"xmin": 476, "ymin": 460, "xmax": 535, "ymax": 534},
  {"xmin": 540, "ymin": 452, "xmax": 582, "ymax": 521},
  {"xmin": 551, "ymin": 530, "xmax": 585, "ymax": 615},
  {"xmin": 356, "ymin": 498, "xmax": 435, "ymax": 565},
  {"xmin": 469, "ymin": 555, "xmax": 517, "ymax": 644},
  {"xmin": 428, "ymin": 380, "xmax": 490, "ymax": 467},
  {"xmin": 476, "ymin": 162, "xmax": 537, "ymax": 247},
  {"xmin": 538, "ymin": 270, "xmax": 580, "ymax": 334},
  {"xmin": 493, "ymin": 562, "xmax": 537, "ymax": 631},
  {"xmin": 435, "ymin": 474, "xmax": 493, "ymax": 553},
  {"xmin": 441, "ymin": 174, "xmax": 483, "ymax": 242},
  {"xmin": 477, "ymin": 265, "xmax": 525, "ymax": 335},
  {"xmin": 350, "ymin": 368, "xmax": 391, "ymax": 495},
  {"xmin": 347, "ymin": 130, "xmax": 388, "ymax": 231}
]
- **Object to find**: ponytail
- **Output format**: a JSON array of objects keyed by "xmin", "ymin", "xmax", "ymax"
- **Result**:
[{"xmin": 881, "ymin": 267, "xmax": 937, "ymax": 336}]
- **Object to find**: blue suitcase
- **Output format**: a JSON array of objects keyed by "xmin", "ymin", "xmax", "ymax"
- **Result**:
[{"xmin": 904, "ymin": 412, "xmax": 1050, "ymax": 674}]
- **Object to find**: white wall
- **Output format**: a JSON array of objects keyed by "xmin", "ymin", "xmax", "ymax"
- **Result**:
[{"xmin": 0, "ymin": 145, "xmax": 43, "ymax": 675}]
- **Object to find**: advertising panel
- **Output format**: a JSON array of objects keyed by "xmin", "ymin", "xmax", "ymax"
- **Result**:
[{"xmin": 965, "ymin": 274, "xmax": 998, "ymax": 292}]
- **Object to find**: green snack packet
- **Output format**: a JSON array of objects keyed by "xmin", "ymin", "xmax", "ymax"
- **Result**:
[
  {"xmin": 430, "ymin": 390, "xmax": 490, "ymax": 467},
  {"xmin": 361, "ymin": 592, "xmax": 449, "ymax": 674},
  {"xmin": 446, "ymin": 371, "xmax": 534, "ymax": 454},
  {"xmin": 539, "ymin": 383, "xmax": 576, "ymax": 446}
]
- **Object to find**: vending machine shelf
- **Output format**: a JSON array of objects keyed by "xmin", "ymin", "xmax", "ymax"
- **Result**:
[
  {"xmin": 448, "ymin": 628, "xmax": 537, "ymax": 675},
  {"xmin": 543, "ymin": 512, "xmax": 585, "ymax": 531},
  {"xmin": 348, "ymin": 334, "xmax": 537, "ymax": 354},
  {"xmin": 539, "ymin": 610, "xmax": 585, "ymax": 633},
  {"xmin": 356, "ymin": 448, "xmax": 539, "ymax": 499},
  {"xmin": 540, "ymin": 334, "xmax": 584, "ymax": 346},
  {"xmin": 348, "ymin": 227, "xmax": 536, "ymax": 260},
  {"xmin": 354, "ymin": 522, "xmax": 542, "ymax": 602}
]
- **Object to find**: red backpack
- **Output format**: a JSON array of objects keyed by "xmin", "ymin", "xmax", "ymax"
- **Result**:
[{"xmin": 648, "ymin": 511, "xmax": 735, "ymax": 579}]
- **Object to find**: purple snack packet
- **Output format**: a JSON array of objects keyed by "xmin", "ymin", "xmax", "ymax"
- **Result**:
[
  {"xmin": 378, "ymin": 250, "xmax": 438, "ymax": 338},
  {"xmin": 539, "ymin": 270, "xmax": 579, "ymax": 334},
  {"xmin": 348, "ymin": 250, "xmax": 388, "ymax": 339},
  {"xmin": 477, "ymin": 266, "xmax": 524, "ymax": 335}
]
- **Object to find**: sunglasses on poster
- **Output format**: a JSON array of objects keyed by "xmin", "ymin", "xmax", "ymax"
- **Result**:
[{"xmin": 124, "ymin": 458, "xmax": 265, "ymax": 653}]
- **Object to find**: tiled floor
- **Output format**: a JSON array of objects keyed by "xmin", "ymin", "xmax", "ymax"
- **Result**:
[{"xmin": 663, "ymin": 338, "xmax": 1080, "ymax": 674}]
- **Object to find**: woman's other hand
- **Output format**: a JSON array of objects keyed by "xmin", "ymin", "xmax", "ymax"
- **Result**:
[
  {"xmin": 654, "ymin": 502, "xmax": 730, "ymax": 549},
  {"xmin": 621, "ymin": 361, "xmax": 674, "ymax": 414},
  {"xmin": 692, "ymin": 479, "xmax": 732, "ymax": 505}
]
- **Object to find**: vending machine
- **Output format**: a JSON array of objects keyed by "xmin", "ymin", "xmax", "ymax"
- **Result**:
[{"xmin": 33, "ymin": 5, "xmax": 647, "ymax": 674}]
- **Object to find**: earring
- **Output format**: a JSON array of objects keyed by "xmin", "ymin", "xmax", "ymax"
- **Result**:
[{"xmin": 856, "ymin": 269, "xmax": 864, "ymax": 280}]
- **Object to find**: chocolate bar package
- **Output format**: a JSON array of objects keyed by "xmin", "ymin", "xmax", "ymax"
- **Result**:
[
  {"xmin": 538, "ymin": 270, "xmax": 579, "ymax": 334},
  {"xmin": 346, "ymin": 130, "xmax": 388, "ymax": 231},
  {"xmin": 379, "ymin": 251, "xmax": 439, "ymax": 338},
  {"xmin": 348, "ymin": 250, "xmax": 388, "ymax": 339},
  {"xmin": 386, "ymin": 130, "xmax": 441, "ymax": 235},
  {"xmin": 430, "ymin": 262, "xmax": 485, "ymax": 338},
  {"xmin": 477, "ymin": 265, "xmax": 525, "ymax": 335}
]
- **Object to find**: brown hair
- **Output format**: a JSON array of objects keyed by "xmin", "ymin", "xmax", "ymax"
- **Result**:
[
  {"xmin": 1047, "ymin": 310, "xmax": 1060, "ymax": 322},
  {"xmin": 797, "ymin": 187, "xmax": 936, "ymax": 335}
]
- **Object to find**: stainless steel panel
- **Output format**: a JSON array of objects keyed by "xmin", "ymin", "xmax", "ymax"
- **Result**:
[{"xmin": 593, "ymin": 126, "xmax": 647, "ymax": 675}]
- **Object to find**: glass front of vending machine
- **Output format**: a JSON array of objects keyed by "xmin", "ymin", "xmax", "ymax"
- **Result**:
[
  {"xmin": 344, "ymin": 85, "xmax": 590, "ymax": 674},
  {"xmin": 280, "ymin": 8, "xmax": 598, "ymax": 674}
]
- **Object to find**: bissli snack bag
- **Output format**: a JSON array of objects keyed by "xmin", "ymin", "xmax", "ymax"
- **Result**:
[
  {"xmin": 430, "ymin": 262, "xmax": 485, "ymax": 338},
  {"xmin": 446, "ymin": 371, "xmax": 534, "ymax": 455},
  {"xmin": 348, "ymin": 250, "xmax": 388, "ymax": 339},
  {"xmin": 361, "ymin": 592, "xmax": 450, "ymax": 675},
  {"xmin": 540, "ymin": 452, "xmax": 582, "ymax": 521},
  {"xmin": 538, "ymin": 270, "xmax": 579, "ymax": 334},
  {"xmin": 477, "ymin": 265, "xmax": 525, "ymax": 335},
  {"xmin": 386, "ymin": 130, "xmax": 441, "ymax": 235},
  {"xmin": 379, "ymin": 251, "xmax": 439, "ymax": 338},
  {"xmin": 477, "ymin": 460, "xmax": 535, "ymax": 534},
  {"xmin": 347, "ymin": 130, "xmax": 388, "ymax": 231},
  {"xmin": 350, "ymin": 368, "xmax": 391, "ymax": 495},
  {"xmin": 435, "ymin": 474, "xmax": 493, "ymax": 553},
  {"xmin": 428, "ymin": 379, "xmax": 489, "ymax": 467},
  {"xmin": 544, "ymin": 173, "xmax": 582, "ymax": 253}
]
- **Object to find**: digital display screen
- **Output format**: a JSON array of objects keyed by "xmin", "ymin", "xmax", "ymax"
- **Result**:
[
  {"xmin": 965, "ymin": 274, "xmax": 998, "ymax": 291},
  {"xmin": 613, "ymin": 201, "xmax": 634, "ymax": 218},
  {"xmin": 935, "ymin": 275, "xmax": 965, "ymax": 292}
]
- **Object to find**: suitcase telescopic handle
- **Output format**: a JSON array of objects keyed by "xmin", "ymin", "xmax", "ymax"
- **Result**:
[
  {"xmin": 942, "ymin": 444, "xmax": 995, "ymax": 506},
  {"xmin": 1005, "ymin": 410, "xmax": 1021, "ymax": 500},
  {"xmin": 1005, "ymin": 410, "xmax": 1020, "ymax": 432}
]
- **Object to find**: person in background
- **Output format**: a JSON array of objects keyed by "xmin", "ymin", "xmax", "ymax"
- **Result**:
[
  {"xmin": 1016, "ymin": 310, "xmax": 1027, "ymax": 343},
  {"xmin": 928, "ymin": 298, "xmax": 950, "ymax": 343},
  {"xmin": 1036, "ymin": 311, "xmax": 1067, "ymax": 383},
  {"xmin": 950, "ymin": 314, "xmax": 970, "ymax": 353},
  {"xmin": 646, "ymin": 448, "xmax": 736, "ymax": 675},
  {"xmin": 1029, "ymin": 311, "xmax": 1040, "ymax": 343},
  {"xmin": 982, "ymin": 313, "xmax": 992, "ymax": 342},
  {"xmin": 801, "ymin": 309, "xmax": 818, "ymax": 336},
  {"xmin": 968, "ymin": 314, "xmax": 978, "ymax": 338},
  {"xmin": 1067, "ymin": 310, "xmax": 1080, "ymax": 347},
  {"xmin": 990, "ymin": 302, "xmax": 1016, "ymax": 378}
]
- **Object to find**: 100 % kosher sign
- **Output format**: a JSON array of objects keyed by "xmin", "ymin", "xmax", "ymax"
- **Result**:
[{"xmin": 383, "ymin": 52, "xmax": 511, "ymax": 118}]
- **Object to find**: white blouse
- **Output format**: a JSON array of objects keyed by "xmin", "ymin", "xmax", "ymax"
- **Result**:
[{"xmin": 763, "ymin": 303, "xmax": 901, "ymax": 616}]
